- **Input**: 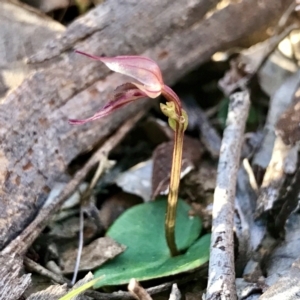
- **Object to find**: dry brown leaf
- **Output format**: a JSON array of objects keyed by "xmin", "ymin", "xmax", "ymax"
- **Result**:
[
  {"xmin": 152, "ymin": 136, "xmax": 203, "ymax": 198},
  {"xmin": 99, "ymin": 192, "xmax": 143, "ymax": 229},
  {"xmin": 60, "ymin": 237, "xmax": 125, "ymax": 274}
]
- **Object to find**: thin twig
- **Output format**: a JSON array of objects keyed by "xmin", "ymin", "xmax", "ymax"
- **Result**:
[
  {"xmin": 25, "ymin": 274, "xmax": 155, "ymax": 300},
  {"xmin": 86, "ymin": 267, "xmax": 207, "ymax": 300},
  {"xmin": 205, "ymin": 91, "xmax": 250, "ymax": 300},
  {"xmin": 128, "ymin": 279, "xmax": 153, "ymax": 300},
  {"xmin": 71, "ymin": 155, "xmax": 110, "ymax": 284},
  {"xmin": 71, "ymin": 206, "xmax": 84, "ymax": 285},
  {"xmin": 89, "ymin": 157, "xmax": 108, "ymax": 190},
  {"xmin": 242, "ymin": 158, "xmax": 258, "ymax": 193},
  {"xmin": 1, "ymin": 111, "xmax": 146, "ymax": 257},
  {"xmin": 24, "ymin": 257, "xmax": 70, "ymax": 286},
  {"xmin": 278, "ymin": 1, "xmax": 296, "ymax": 28}
]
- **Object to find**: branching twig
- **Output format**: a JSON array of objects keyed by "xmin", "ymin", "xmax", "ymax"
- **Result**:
[
  {"xmin": 205, "ymin": 91, "xmax": 250, "ymax": 300},
  {"xmin": 24, "ymin": 257, "xmax": 69, "ymax": 286}
]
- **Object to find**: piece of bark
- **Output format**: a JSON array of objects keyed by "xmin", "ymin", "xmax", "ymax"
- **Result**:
[
  {"xmin": 255, "ymin": 137, "xmax": 298, "ymax": 217},
  {"xmin": 26, "ymin": 284, "xmax": 68, "ymax": 300},
  {"xmin": 61, "ymin": 237, "xmax": 125, "ymax": 274},
  {"xmin": 253, "ymin": 70, "xmax": 300, "ymax": 170},
  {"xmin": 28, "ymin": 272, "xmax": 94, "ymax": 300},
  {"xmin": 0, "ymin": 0, "xmax": 64, "ymax": 99},
  {"xmin": 235, "ymin": 278, "xmax": 263, "ymax": 300},
  {"xmin": 0, "ymin": 0, "xmax": 292, "ymax": 252},
  {"xmin": 256, "ymin": 94, "xmax": 300, "ymax": 218},
  {"xmin": 261, "ymin": 268, "xmax": 300, "ymax": 300},
  {"xmin": 218, "ymin": 24, "xmax": 297, "ymax": 96},
  {"xmin": 276, "ymin": 94, "xmax": 300, "ymax": 145},
  {"xmin": 259, "ymin": 213, "xmax": 300, "ymax": 299},
  {"xmin": 0, "ymin": 254, "xmax": 31, "ymax": 300},
  {"xmin": 206, "ymin": 91, "xmax": 250, "ymax": 300},
  {"xmin": 273, "ymin": 163, "xmax": 300, "ymax": 236}
]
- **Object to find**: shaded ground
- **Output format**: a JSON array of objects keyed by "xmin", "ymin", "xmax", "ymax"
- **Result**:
[{"xmin": 1, "ymin": 1, "xmax": 300, "ymax": 299}]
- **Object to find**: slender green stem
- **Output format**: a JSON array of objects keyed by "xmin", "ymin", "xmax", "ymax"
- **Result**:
[
  {"xmin": 161, "ymin": 85, "xmax": 187, "ymax": 257},
  {"xmin": 165, "ymin": 122, "xmax": 185, "ymax": 256}
]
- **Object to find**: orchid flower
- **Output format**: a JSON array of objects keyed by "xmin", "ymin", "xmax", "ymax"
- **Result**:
[{"xmin": 70, "ymin": 50, "xmax": 188, "ymax": 256}]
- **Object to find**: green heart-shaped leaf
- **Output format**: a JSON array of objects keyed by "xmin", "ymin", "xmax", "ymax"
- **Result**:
[{"xmin": 93, "ymin": 199, "xmax": 210, "ymax": 288}]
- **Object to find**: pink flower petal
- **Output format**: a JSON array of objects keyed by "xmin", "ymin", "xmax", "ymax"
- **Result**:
[
  {"xmin": 131, "ymin": 82, "xmax": 161, "ymax": 99},
  {"xmin": 75, "ymin": 50, "xmax": 163, "ymax": 95},
  {"xmin": 69, "ymin": 87, "xmax": 147, "ymax": 125},
  {"xmin": 114, "ymin": 82, "xmax": 137, "ymax": 94}
]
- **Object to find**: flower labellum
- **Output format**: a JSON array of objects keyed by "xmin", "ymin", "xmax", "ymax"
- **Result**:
[{"xmin": 69, "ymin": 51, "xmax": 167, "ymax": 125}]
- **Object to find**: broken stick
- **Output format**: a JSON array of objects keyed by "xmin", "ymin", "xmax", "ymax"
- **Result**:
[{"xmin": 205, "ymin": 91, "xmax": 250, "ymax": 300}]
